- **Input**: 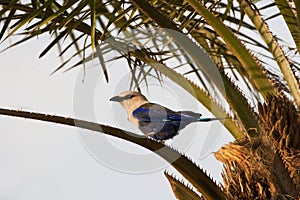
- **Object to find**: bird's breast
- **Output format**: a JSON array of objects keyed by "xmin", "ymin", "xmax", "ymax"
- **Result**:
[{"xmin": 128, "ymin": 112, "xmax": 140, "ymax": 127}]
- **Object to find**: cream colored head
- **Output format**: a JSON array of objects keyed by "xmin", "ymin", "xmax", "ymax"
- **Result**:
[{"xmin": 110, "ymin": 91, "xmax": 149, "ymax": 113}]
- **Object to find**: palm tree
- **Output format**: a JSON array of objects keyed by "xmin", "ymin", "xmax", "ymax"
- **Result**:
[{"xmin": 0, "ymin": 0, "xmax": 299, "ymax": 199}]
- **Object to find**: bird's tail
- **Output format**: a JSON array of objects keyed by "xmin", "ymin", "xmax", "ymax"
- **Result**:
[
  {"xmin": 176, "ymin": 117, "xmax": 228, "ymax": 122},
  {"xmin": 197, "ymin": 117, "xmax": 227, "ymax": 122}
]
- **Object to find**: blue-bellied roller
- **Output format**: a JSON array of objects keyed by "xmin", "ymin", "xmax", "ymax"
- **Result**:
[{"xmin": 110, "ymin": 91, "xmax": 223, "ymax": 140}]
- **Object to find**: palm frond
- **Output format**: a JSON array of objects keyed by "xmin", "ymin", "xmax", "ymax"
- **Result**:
[
  {"xmin": 0, "ymin": 107, "xmax": 226, "ymax": 199},
  {"xmin": 238, "ymin": 0, "xmax": 300, "ymax": 109},
  {"xmin": 164, "ymin": 172, "xmax": 205, "ymax": 200}
]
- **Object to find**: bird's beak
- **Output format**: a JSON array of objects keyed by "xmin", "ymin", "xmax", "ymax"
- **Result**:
[{"xmin": 109, "ymin": 95, "xmax": 123, "ymax": 102}]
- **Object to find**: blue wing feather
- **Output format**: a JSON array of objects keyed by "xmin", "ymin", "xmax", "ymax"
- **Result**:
[
  {"xmin": 131, "ymin": 103, "xmax": 223, "ymax": 140},
  {"xmin": 132, "ymin": 103, "xmax": 201, "ymax": 122}
]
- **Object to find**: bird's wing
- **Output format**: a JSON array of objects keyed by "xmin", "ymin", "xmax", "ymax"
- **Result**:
[{"xmin": 132, "ymin": 103, "xmax": 201, "ymax": 122}]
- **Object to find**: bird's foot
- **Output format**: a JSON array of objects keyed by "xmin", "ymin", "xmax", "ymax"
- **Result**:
[
  {"xmin": 144, "ymin": 132, "xmax": 155, "ymax": 142},
  {"xmin": 145, "ymin": 131, "xmax": 156, "ymax": 138},
  {"xmin": 144, "ymin": 132, "xmax": 166, "ymax": 144},
  {"xmin": 142, "ymin": 132, "xmax": 155, "ymax": 144}
]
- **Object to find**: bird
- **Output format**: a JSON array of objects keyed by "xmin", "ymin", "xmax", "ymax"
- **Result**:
[{"xmin": 110, "ymin": 91, "xmax": 224, "ymax": 140}]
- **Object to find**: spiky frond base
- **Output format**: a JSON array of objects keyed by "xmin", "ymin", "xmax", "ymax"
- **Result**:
[{"xmin": 215, "ymin": 95, "xmax": 300, "ymax": 199}]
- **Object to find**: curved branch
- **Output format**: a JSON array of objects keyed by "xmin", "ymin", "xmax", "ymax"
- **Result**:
[{"xmin": 0, "ymin": 107, "xmax": 226, "ymax": 200}]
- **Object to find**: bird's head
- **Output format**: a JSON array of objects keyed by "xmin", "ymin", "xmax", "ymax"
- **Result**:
[{"xmin": 110, "ymin": 91, "xmax": 148, "ymax": 112}]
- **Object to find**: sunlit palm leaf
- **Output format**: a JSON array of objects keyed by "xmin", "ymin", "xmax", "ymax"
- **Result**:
[{"xmin": 238, "ymin": 0, "xmax": 300, "ymax": 107}]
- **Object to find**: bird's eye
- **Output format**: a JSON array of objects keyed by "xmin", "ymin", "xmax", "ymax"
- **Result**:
[{"xmin": 124, "ymin": 94, "xmax": 136, "ymax": 100}]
